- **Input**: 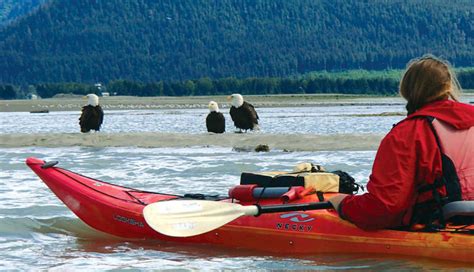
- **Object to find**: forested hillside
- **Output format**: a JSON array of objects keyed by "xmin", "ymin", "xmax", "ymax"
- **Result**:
[
  {"xmin": 0, "ymin": 0, "xmax": 45, "ymax": 27},
  {"xmin": 0, "ymin": 0, "xmax": 473, "ymax": 85}
]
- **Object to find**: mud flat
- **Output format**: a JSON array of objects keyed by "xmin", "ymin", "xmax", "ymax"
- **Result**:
[{"xmin": 0, "ymin": 132, "xmax": 383, "ymax": 151}]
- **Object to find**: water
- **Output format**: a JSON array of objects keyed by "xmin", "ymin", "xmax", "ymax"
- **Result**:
[
  {"xmin": 0, "ymin": 105, "xmax": 469, "ymax": 270},
  {"xmin": 0, "ymin": 105, "xmax": 405, "ymax": 135}
]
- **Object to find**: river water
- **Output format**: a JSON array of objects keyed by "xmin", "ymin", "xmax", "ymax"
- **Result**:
[
  {"xmin": 0, "ymin": 103, "xmax": 410, "ymax": 135},
  {"xmin": 0, "ymin": 104, "xmax": 470, "ymax": 270}
]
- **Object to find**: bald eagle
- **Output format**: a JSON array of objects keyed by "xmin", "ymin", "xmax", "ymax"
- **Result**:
[
  {"xmin": 228, "ymin": 94, "xmax": 259, "ymax": 132},
  {"xmin": 79, "ymin": 94, "xmax": 104, "ymax": 133},
  {"xmin": 206, "ymin": 101, "xmax": 225, "ymax": 133}
]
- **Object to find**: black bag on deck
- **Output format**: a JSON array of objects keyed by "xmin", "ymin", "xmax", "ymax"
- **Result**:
[
  {"xmin": 240, "ymin": 171, "xmax": 305, "ymax": 187},
  {"xmin": 240, "ymin": 169, "xmax": 363, "ymax": 194},
  {"xmin": 332, "ymin": 170, "xmax": 364, "ymax": 194}
]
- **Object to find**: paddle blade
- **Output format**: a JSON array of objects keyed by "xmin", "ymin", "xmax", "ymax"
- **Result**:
[{"xmin": 143, "ymin": 200, "xmax": 259, "ymax": 237}]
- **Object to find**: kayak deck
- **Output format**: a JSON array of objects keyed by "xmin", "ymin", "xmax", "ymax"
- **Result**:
[{"xmin": 26, "ymin": 157, "xmax": 474, "ymax": 263}]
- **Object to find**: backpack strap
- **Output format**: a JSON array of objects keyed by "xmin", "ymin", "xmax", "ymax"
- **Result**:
[
  {"xmin": 424, "ymin": 117, "xmax": 462, "ymax": 203},
  {"xmin": 411, "ymin": 116, "xmax": 463, "ymax": 229}
]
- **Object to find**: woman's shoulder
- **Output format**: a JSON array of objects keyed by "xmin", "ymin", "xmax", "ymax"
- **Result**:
[
  {"xmin": 383, "ymin": 117, "xmax": 431, "ymax": 144},
  {"xmin": 390, "ymin": 115, "xmax": 429, "ymax": 131}
]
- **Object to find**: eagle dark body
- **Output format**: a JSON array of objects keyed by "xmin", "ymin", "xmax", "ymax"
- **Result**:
[
  {"xmin": 229, "ymin": 101, "xmax": 259, "ymax": 131},
  {"xmin": 79, "ymin": 105, "xmax": 104, "ymax": 132},
  {"xmin": 206, "ymin": 111, "xmax": 225, "ymax": 133}
]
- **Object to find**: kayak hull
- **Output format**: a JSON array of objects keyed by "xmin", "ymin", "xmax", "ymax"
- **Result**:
[{"xmin": 26, "ymin": 157, "xmax": 473, "ymax": 262}]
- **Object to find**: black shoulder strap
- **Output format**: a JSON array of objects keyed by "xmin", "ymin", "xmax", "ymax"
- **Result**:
[
  {"xmin": 411, "ymin": 117, "xmax": 463, "ymax": 229},
  {"xmin": 424, "ymin": 117, "xmax": 462, "ymax": 203}
]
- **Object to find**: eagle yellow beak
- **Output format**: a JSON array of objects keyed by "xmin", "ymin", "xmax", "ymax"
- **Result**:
[{"xmin": 227, "ymin": 95, "xmax": 232, "ymax": 101}]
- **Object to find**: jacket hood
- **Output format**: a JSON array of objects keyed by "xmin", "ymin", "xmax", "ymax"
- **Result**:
[{"xmin": 408, "ymin": 99, "xmax": 474, "ymax": 130}]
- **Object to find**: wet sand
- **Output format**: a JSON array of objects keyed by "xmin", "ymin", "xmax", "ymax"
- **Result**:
[{"xmin": 0, "ymin": 132, "xmax": 383, "ymax": 151}]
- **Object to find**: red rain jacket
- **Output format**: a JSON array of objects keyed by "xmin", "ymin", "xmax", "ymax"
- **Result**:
[{"xmin": 340, "ymin": 99, "xmax": 474, "ymax": 230}]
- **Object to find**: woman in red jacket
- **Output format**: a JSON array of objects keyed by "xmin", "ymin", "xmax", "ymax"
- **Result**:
[{"xmin": 329, "ymin": 55, "xmax": 474, "ymax": 230}]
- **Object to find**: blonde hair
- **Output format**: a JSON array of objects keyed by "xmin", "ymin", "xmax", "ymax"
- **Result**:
[{"xmin": 399, "ymin": 55, "xmax": 461, "ymax": 114}]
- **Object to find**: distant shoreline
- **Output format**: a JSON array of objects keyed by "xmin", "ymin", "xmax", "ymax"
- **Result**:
[
  {"xmin": 0, "ymin": 94, "xmax": 404, "ymax": 112},
  {"xmin": 0, "ymin": 93, "xmax": 472, "ymax": 113}
]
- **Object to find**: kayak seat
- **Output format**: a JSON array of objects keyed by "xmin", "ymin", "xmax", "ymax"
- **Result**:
[{"xmin": 443, "ymin": 201, "xmax": 474, "ymax": 224}]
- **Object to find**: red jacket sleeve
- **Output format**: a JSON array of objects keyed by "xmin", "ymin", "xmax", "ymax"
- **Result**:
[{"xmin": 339, "ymin": 118, "xmax": 442, "ymax": 230}]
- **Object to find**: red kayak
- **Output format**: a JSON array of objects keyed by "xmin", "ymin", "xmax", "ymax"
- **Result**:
[{"xmin": 26, "ymin": 157, "xmax": 473, "ymax": 263}]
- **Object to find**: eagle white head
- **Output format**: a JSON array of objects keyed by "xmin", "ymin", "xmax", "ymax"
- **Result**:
[
  {"xmin": 228, "ymin": 93, "xmax": 244, "ymax": 108},
  {"xmin": 85, "ymin": 94, "xmax": 99, "ymax": 106},
  {"xmin": 208, "ymin": 101, "xmax": 220, "ymax": 112}
]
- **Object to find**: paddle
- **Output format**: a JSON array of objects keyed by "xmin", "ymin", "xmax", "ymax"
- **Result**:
[{"xmin": 143, "ymin": 199, "xmax": 333, "ymax": 237}]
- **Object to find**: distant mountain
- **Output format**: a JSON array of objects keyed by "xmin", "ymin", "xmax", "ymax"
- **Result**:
[
  {"xmin": 0, "ymin": 0, "xmax": 473, "ymax": 85},
  {"xmin": 0, "ymin": 0, "xmax": 46, "ymax": 27}
]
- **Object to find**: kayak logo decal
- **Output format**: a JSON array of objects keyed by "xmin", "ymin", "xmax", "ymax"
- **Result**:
[
  {"xmin": 276, "ymin": 212, "xmax": 314, "ymax": 232},
  {"xmin": 280, "ymin": 212, "xmax": 315, "ymax": 223},
  {"xmin": 113, "ymin": 214, "xmax": 144, "ymax": 228}
]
